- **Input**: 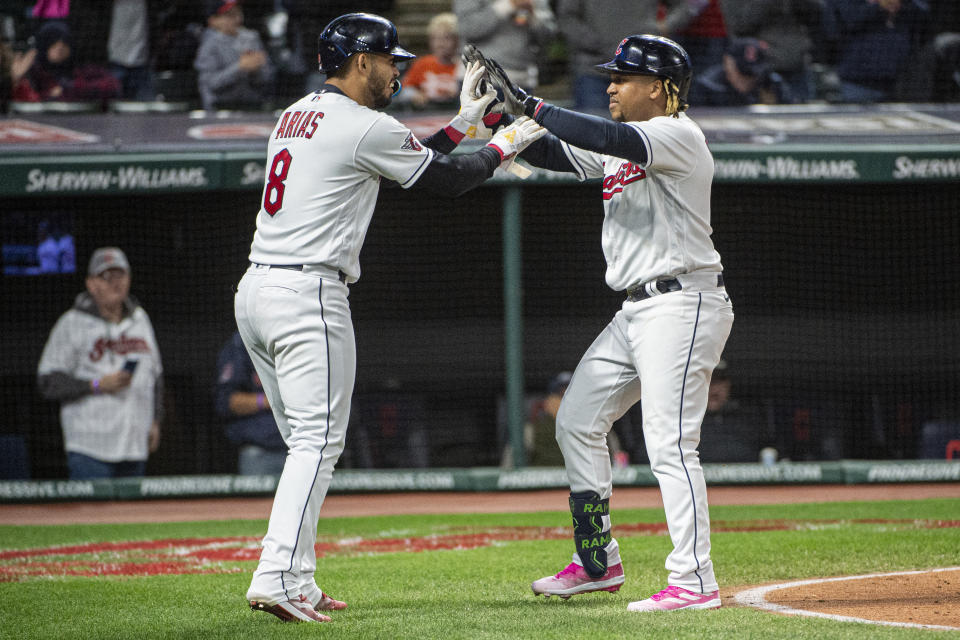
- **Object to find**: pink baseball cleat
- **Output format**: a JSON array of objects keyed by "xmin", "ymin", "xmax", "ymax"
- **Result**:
[
  {"xmin": 249, "ymin": 594, "xmax": 332, "ymax": 623},
  {"xmin": 626, "ymin": 585, "xmax": 721, "ymax": 612},
  {"xmin": 531, "ymin": 561, "xmax": 625, "ymax": 599}
]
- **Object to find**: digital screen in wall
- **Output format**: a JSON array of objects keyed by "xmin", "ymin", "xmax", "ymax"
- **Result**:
[{"xmin": 2, "ymin": 211, "xmax": 76, "ymax": 276}]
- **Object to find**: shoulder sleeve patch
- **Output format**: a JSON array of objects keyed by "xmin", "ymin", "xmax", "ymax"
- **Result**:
[{"xmin": 401, "ymin": 133, "xmax": 423, "ymax": 152}]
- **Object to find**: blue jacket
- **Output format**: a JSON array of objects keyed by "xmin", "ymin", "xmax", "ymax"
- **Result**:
[
  {"xmin": 828, "ymin": 0, "xmax": 930, "ymax": 84},
  {"xmin": 214, "ymin": 332, "xmax": 284, "ymax": 450}
]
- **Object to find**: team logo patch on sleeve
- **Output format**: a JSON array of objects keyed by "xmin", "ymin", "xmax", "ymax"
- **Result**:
[{"xmin": 401, "ymin": 133, "xmax": 423, "ymax": 151}]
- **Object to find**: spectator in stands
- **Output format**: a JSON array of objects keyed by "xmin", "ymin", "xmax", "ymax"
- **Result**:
[
  {"xmin": 37, "ymin": 247, "xmax": 163, "ymax": 480},
  {"xmin": 396, "ymin": 12, "xmax": 461, "ymax": 110},
  {"xmin": 107, "ymin": 0, "xmax": 155, "ymax": 100},
  {"xmin": 0, "ymin": 39, "xmax": 34, "ymax": 110},
  {"xmin": 13, "ymin": 20, "xmax": 120, "ymax": 104},
  {"xmin": 688, "ymin": 37, "xmax": 794, "ymax": 106},
  {"xmin": 671, "ymin": 0, "xmax": 729, "ymax": 72},
  {"xmin": 501, "ymin": 371, "xmax": 569, "ymax": 468},
  {"xmin": 215, "ymin": 331, "xmax": 286, "ymax": 476},
  {"xmin": 253, "ymin": 2, "xmax": 307, "ymax": 103},
  {"xmin": 824, "ymin": 0, "xmax": 930, "ymax": 103},
  {"xmin": 556, "ymin": 0, "xmax": 656, "ymax": 112},
  {"xmin": 454, "ymin": 0, "xmax": 557, "ymax": 90},
  {"xmin": 346, "ymin": 382, "xmax": 430, "ymax": 469},
  {"xmin": 720, "ymin": 0, "xmax": 824, "ymax": 102},
  {"xmin": 194, "ymin": 0, "xmax": 275, "ymax": 111},
  {"xmin": 697, "ymin": 360, "xmax": 772, "ymax": 463},
  {"xmin": 501, "ymin": 372, "xmax": 628, "ymax": 468}
]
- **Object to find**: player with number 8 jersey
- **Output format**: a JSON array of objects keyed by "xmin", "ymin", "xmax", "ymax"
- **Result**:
[{"xmin": 235, "ymin": 13, "xmax": 545, "ymax": 623}]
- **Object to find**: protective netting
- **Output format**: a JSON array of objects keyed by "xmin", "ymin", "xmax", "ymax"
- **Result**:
[{"xmin": 1, "ymin": 179, "xmax": 958, "ymax": 478}]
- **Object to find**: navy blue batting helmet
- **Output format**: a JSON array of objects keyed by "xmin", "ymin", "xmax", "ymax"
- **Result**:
[
  {"xmin": 595, "ymin": 35, "xmax": 693, "ymax": 108},
  {"xmin": 317, "ymin": 13, "xmax": 416, "ymax": 73}
]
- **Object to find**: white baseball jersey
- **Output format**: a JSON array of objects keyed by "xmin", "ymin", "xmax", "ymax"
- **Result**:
[
  {"xmin": 238, "ymin": 87, "xmax": 440, "ymax": 607},
  {"xmin": 248, "ymin": 90, "xmax": 435, "ymax": 282},
  {"xmin": 37, "ymin": 295, "xmax": 163, "ymax": 462},
  {"xmin": 559, "ymin": 112, "xmax": 721, "ymax": 291},
  {"xmin": 543, "ymin": 111, "xmax": 733, "ymax": 597}
]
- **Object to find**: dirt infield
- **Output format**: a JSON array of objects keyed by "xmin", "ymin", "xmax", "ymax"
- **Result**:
[
  {"xmin": 2, "ymin": 482, "xmax": 959, "ymax": 525},
  {"xmin": 731, "ymin": 568, "xmax": 960, "ymax": 630}
]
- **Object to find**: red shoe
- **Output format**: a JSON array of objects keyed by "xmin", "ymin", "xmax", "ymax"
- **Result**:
[
  {"xmin": 249, "ymin": 594, "xmax": 332, "ymax": 623},
  {"xmin": 531, "ymin": 561, "xmax": 625, "ymax": 599}
]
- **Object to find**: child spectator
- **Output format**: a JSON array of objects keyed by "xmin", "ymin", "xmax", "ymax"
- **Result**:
[
  {"xmin": 397, "ymin": 12, "xmax": 461, "ymax": 109},
  {"xmin": 13, "ymin": 20, "xmax": 120, "ymax": 104},
  {"xmin": 194, "ymin": 0, "xmax": 274, "ymax": 111}
]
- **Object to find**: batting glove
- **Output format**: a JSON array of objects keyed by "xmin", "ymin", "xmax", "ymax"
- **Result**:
[
  {"xmin": 482, "ymin": 56, "xmax": 544, "ymax": 120},
  {"xmin": 445, "ymin": 59, "xmax": 500, "ymax": 141},
  {"xmin": 486, "ymin": 115, "xmax": 547, "ymax": 175}
]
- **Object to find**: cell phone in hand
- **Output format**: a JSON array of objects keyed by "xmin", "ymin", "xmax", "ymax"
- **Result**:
[{"xmin": 123, "ymin": 359, "xmax": 139, "ymax": 374}]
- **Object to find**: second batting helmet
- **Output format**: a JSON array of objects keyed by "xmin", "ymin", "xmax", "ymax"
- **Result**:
[
  {"xmin": 594, "ymin": 35, "xmax": 693, "ymax": 108},
  {"xmin": 317, "ymin": 13, "xmax": 416, "ymax": 74}
]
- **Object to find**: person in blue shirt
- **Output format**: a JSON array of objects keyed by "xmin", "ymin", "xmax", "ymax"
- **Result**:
[
  {"xmin": 825, "ymin": 0, "xmax": 930, "ymax": 103},
  {"xmin": 215, "ymin": 331, "xmax": 286, "ymax": 475}
]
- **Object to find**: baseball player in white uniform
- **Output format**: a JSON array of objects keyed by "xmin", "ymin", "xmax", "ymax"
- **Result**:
[
  {"xmin": 476, "ymin": 35, "xmax": 734, "ymax": 611},
  {"xmin": 37, "ymin": 247, "xmax": 163, "ymax": 479},
  {"xmin": 236, "ymin": 13, "xmax": 544, "ymax": 623}
]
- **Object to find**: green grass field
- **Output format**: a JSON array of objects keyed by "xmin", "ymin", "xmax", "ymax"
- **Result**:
[{"xmin": 1, "ymin": 498, "xmax": 958, "ymax": 639}]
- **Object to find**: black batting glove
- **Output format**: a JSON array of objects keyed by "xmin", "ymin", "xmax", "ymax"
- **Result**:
[
  {"xmin": 486, "ymin": 57, "xmax": 544, "ymax": 119},
  {"xmin": 463, "ymin": 43, "xmax": 545, "ymax": 120}
]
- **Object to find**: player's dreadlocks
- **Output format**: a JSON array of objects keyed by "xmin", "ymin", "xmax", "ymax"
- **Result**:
[{"xmin": 663, "ymin": 78, "xmax": 686, "ymax": 118}]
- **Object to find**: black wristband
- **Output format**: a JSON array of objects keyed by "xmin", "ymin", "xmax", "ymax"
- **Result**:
[{"xmin": 524, "ymin": 96, "xmax": 545, "ymax": 121}]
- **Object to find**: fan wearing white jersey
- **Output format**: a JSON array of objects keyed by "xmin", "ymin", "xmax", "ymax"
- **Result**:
[
  {"xmin": 37, "ymin": 247, "xmax": 163, "ymax": 480},
  {"xmin": 479, "ymin": 35, "xmax": 734, "ymax": 612},
  {"xmin": 236, "ymin": 13, "xmax": 544, "ymax": 624}
]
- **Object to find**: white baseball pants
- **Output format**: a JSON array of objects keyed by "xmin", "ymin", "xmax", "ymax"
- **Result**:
[
  {"xmin": 556, "ymin": 274, "xmax": 733, "ymax": 593},
  {"xmin": 235, "ymin": 263, "xmax": 355, "ymax": 603}
]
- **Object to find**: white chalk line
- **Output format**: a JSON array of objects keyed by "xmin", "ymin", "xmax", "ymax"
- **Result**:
[{"xmin": 733, "ymin": 567, "xmax": 960, "ymax": 631}]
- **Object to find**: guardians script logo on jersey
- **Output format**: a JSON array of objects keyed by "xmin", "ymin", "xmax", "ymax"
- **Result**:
[
  {"xmin": 602, "ymin": 161, "xmax": 646, "ymax": 200},
  {"xmin": 88, "ymin": 334, "xmax": 151, "ymax": 361}
]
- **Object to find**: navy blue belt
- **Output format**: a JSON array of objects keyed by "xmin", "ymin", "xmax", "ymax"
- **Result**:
[
  {"xmin": 258, "ymin": 263, "xmax": 347, "ymax": 283},
  {"xmin": 626, "ymin": 274, "xmax": 724, "ymax": 302}
]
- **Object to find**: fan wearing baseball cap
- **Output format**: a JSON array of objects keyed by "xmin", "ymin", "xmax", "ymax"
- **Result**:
[
  {"xmin": 37, "ymin": 247, "xmax": 164, "ymax": 480},
  {"xmin": 687, "ymin": 37, "xmax": 794, "ymax": 106},
  {"xmin": 195, "ymin": 0, "xmax": 275, "ymax": 111}
]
